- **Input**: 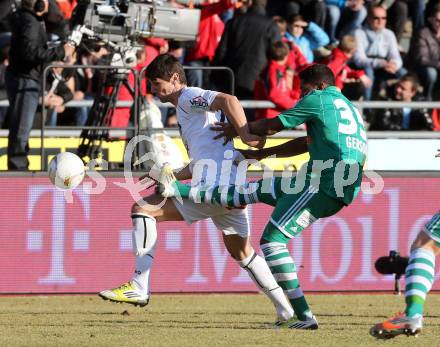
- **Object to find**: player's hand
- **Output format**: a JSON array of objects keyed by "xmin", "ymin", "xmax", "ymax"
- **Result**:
[
  {"xmin": 211, "ymin": 122, "xmax": 237, "ymax": 145},
  {"xmin": 384, "ymin": 61, "xmax": 398, "ymax": 74},
  {"xmin": 241, "ymin": 133, "xmax": 266, "ymax": 149}
]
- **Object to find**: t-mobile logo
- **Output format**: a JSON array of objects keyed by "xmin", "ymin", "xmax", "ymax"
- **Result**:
[{"xmin": 27, "ymin": 185, "xmax": 90, "ymax": 285}]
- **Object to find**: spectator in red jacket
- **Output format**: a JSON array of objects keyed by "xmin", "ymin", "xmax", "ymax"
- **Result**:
[
  {"xmin": 285, "ymin": 41, "xmax": 308, "ymax": 73},
  {"xmin": 325, "ymin": 35, "xmax": 371, "ymax": 100},
  {"xmin": 254, "ymin": 41, "xmax": 300, "ymax": 120},
  {"xmin": 185, "ymin": 0, "xmax": 234, "ymax": 88},
  {"xmin": 55, "ymin": 0, "xmax": 77, "ymax": 19}
]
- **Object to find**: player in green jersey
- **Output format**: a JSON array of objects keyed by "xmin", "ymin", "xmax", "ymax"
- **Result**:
[
  {"xmin": 156, "ymin": 64, "xmax": 368, "ymax": 329},
  {"xmin": 370, "ymin": 151, "xmax": 440, "ymax": 339}
]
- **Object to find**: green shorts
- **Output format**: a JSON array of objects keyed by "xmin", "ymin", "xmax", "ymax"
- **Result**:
[
  {"xmin": 255, "ymin": 176, "xmax": 345, "ymax": 243},
  {"xmin": 423, "ymin": 211, "xmax": 440, "ymax": 245}
]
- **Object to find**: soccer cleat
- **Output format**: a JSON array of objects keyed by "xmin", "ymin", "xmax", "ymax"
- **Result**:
[
  {"xmin": 157, "ymin": 163, "xmax": 177, "ymax": 198},
  {"xmin": 98, "ymin": 281, "xmax": 149, "ymax": 307},
  {"xmin": 274, "ymin": 315, "xmax": 319, "ymax": 330},
  {"xmin": 370, "ymin": 313, "xmax": 423, "ymax": 339}
]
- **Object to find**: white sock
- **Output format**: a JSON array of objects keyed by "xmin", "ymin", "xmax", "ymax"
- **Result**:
[
  {"xmin": 133, "ymin": 254, "xmax": 154, "ymax": 295},
  {"xmin": 131, "ymin": 214, "xmax": 157, "ymax": 296},
  {"xmin": 238, "ymin": 251, "xmax": 294, "ymax": 321}
]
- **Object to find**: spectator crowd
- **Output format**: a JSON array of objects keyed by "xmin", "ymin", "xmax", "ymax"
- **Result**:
[{"xmin": 0, "ymin": 0, "xmax": 438, "ymax": 168}]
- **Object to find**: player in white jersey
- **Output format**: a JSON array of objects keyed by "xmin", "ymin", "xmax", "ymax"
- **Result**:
[{"xmin": 99, "ymin": 54, "xmax": 294, "ymax": 324}]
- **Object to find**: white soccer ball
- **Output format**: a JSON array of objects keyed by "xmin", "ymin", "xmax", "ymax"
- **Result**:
[{"xmin": 48, "ymin": 152, "xmax": 85, "ymax": 190}]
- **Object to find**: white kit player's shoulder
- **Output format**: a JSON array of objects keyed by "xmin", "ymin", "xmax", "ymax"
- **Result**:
[{"xmin": 178, "ymin": 86, "xmax": 219, "ymax": 114}]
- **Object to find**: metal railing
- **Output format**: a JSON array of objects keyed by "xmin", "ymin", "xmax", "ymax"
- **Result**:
[
  {"xmin": 1, "ymin": 62, "xmax": 440, "ymax": 170},
  {"xmin": 4, "ymin": 99, "xmax": 440, "ymax": 110}
]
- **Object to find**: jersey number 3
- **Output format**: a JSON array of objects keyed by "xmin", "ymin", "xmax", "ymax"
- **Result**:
[{"xmin": 334, "ymin": 98, "xmax": 367, "ymax": 141}]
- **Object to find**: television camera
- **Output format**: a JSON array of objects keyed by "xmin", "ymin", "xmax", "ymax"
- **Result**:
[
  {"xmin": 71, "ymin": 0, "xmax": 201, "ymax": 43},
  {"xmin": 65, "ymin": 0, "xmax": 201, "ymax": 164},
  {"xmin": 375, "ymin": 250, "xmax": 409, "ymax": 295}
]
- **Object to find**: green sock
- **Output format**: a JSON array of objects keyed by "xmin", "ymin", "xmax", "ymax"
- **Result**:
[
  {"xmin": 404, "ymin": 248, "xmax": 435, "ymax": 317},
  {"xmin": 173, "ymin": 181, "xmax": 191, "ymax": 198},
  {"xmin": 172, "ymin": 181, "xmax": 259, "ymax": 207},
  {"xmin": 261, "ymin": 241, "xmax": 312, "ymax": 321}
]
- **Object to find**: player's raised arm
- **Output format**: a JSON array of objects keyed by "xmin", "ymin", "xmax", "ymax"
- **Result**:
[
  {"xmin": 210, "ymin": 93, "xmax": 266, "ymax": 148},
  {"xmin": 248, "ymin": 117, "xmax": 286, "ymax": 136}
]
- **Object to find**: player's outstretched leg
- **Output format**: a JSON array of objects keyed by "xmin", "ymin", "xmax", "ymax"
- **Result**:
[
  {"xmin": 371, "ymin": 223, "xmax": 440, "ymax": 339},
  {"xmin": 157, "ymin": 164, "xmax": 270, "ymax": 208},
  {"xmin": 260, "ymin": 228, "xmax": 317, "ymax": 329},
  {"xmin": 99, "ymin": 213, "xmax": 156, "ymax": 307}
]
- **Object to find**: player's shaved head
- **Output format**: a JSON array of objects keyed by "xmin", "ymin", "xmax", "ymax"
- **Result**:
[{"xmin": 299, "ymin": 64, "xmax": 336, "ymax": 88}]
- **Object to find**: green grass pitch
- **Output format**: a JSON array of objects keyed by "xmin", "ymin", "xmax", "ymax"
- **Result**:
[{"xmin": 1, "ymin": 294, "xmax": 440, "ymax": 346}]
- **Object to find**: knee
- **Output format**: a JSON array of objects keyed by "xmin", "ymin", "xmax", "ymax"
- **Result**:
[
  {"xmin": 327, "ymin": 6, "xmax": 341, "ymax": 23},
  {"xmin": 260, "ymin": 237, "xmax": 269, "ymax": 246},
  {"xmin": 425, "ymin": 67, "xmax": 438, "ymax": 83},
  {"xmin": 410, "ymin": 230, "xmax": 440, "ymax": 254},
  {"xmin": 356, "ymin": 6, "xmax": 367, "ymax": 21},
  {"xmin": 131, "ymin": 201, "xmax": 156, "ymax": 217},
  {"xmin": 364, "ymin": 66, "xmax": 374, "ymax": 80},
  {"xmin": 228, "ymin": 248, "xmax": 250, "ymax": 261},
  {"xmin": 131, "ymin": 202, "xmax": 143, "ymax": 215},
  {"xmin": 228, "ymin": 243, "xmax": 253, "ymax": 261},
  {"xmin": 259, "ymin": 237, "xmax": 288, "ymax": 259}
]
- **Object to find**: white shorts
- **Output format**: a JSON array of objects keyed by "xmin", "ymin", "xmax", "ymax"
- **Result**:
[{"xmin": 171, "ymin": 198, "xmax": 249, "ymax": 238}]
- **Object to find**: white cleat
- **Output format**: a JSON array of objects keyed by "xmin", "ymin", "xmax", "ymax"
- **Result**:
[{"xmin": 157, "ymin": 163, "xmax": 177, "ymax": 198}]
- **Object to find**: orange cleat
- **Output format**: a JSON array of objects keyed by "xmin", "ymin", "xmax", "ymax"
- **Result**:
[{"xmin": 370, "ymin": 313, "xmax": 423, "ymax": 339}]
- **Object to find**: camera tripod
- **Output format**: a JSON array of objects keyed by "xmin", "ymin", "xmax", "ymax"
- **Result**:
[{"xmin": 76, "ymin": 63, "xmax": 141, "ymax": 164}]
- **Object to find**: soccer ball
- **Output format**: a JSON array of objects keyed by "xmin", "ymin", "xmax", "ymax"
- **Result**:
[{"xmin": 48, "ymin": 152, "xmax": 85, "ymax": 190}]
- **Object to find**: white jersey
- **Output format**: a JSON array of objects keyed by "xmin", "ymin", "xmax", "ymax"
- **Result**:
[{"xmin": 176, "ymin": 87, "xmax": 242, "ymax": 187}]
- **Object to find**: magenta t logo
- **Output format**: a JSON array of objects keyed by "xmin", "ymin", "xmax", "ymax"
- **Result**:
[{"xmin": 27, "ymin": 185, "xmax": 90, "ymax": 285}]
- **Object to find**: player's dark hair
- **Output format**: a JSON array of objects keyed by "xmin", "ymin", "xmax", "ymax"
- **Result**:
[
  {"xmin": 146, "ymin": 54, "xmax": 187, "ymax": 84},
  {"xmin": 299, "ymin": 64, "xmax": 335, "ymax": 87}
]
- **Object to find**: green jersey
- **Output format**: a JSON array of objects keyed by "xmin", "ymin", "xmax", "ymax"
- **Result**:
[{"xmin": 278, "ymin": 86, "xmax": 367, "ymax": 205}]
